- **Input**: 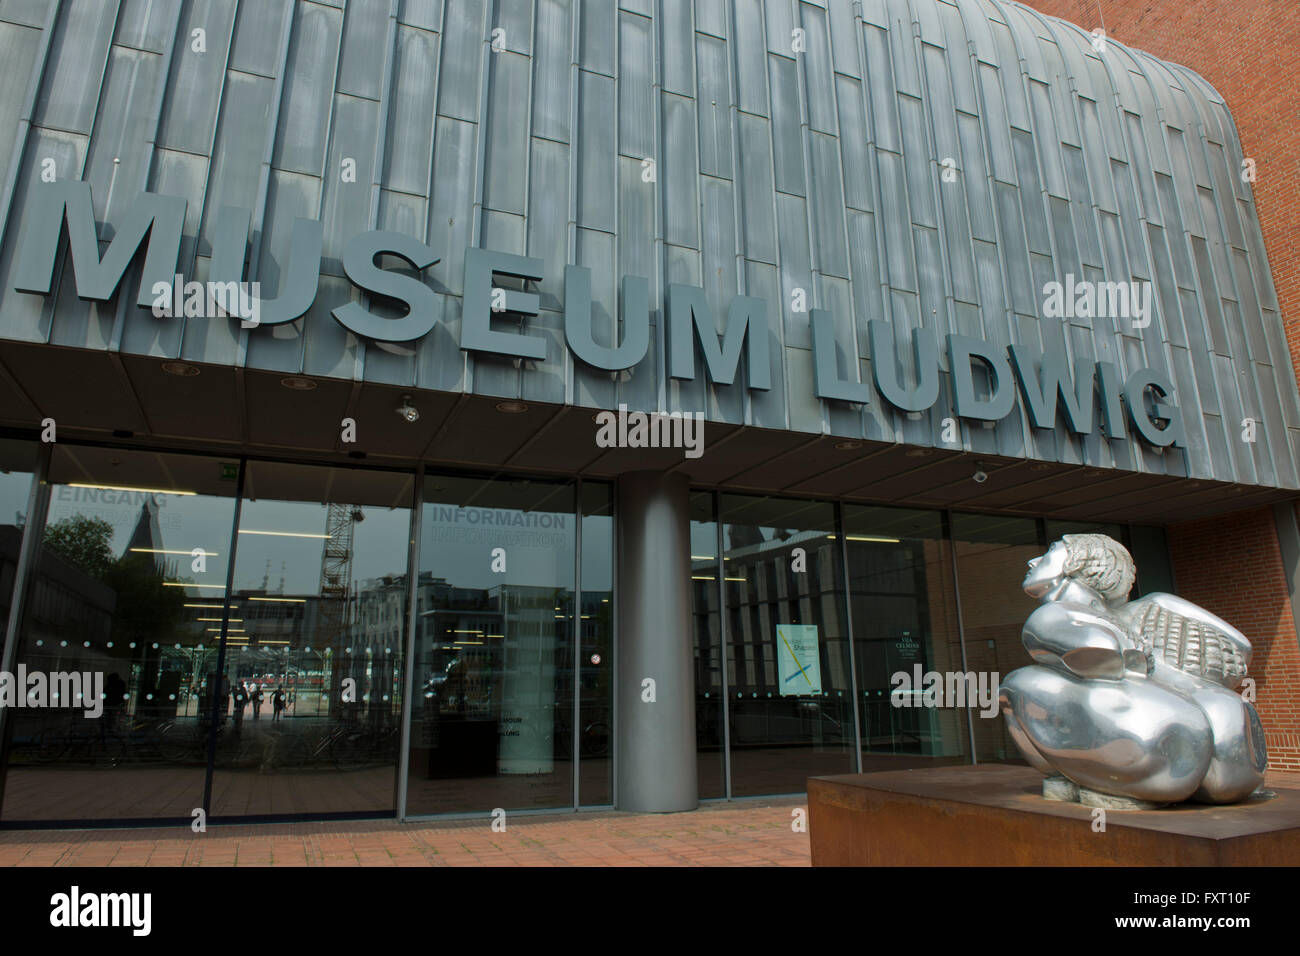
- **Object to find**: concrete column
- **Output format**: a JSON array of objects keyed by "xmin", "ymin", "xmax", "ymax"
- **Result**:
[{"xmin": 616, "ymin": 470, "xmax": 698, "ymax": 812}]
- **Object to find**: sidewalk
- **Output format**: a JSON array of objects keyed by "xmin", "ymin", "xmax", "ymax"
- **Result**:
[{"xmin": 0, "ymin": 796, "xmax": 811, "ymax": 867}]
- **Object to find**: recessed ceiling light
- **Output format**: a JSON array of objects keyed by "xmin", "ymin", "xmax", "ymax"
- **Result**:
[
  {"xmin": 496, "ymin": 401, "xmax": 529, "ymax": 414},
  {"xmin": 834, "ymin": 440, "xmax": 862, "ymax": 451},
  {"xmin": 162, "ymin": 361, "xmax": 199, "ymax": 377},
  {"xmin": 1030, "ymin": 463, "xmax": 1053, "ymax": 471},
  {"xmin": 280, "ymin": 376, "xmax": 316, "ymax": 391},
  {"xmin": 904, "ymin": 448, "xmax": 932, "ymax": 458}
]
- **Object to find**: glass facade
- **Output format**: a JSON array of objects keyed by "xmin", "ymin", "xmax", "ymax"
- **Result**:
[
  {"xmin": 2, "ymin": 445, "xmax": 239, "ymax": 821},
  {"xmin": 405, "ymin": 474, "xmax": 577, "ymax": 815},
  {"xmin": 721, "ymin": 494, "xmax": 855, "ymax": 796},
  {"xmin": 208, "ymin": 461, "xmax": 414, "ymax": 818},
  {"xmin": 0, "ymin": 438, "xmax": 1179, "ymax": 824},
  {"xmin": 845, "ymin": 505, "xmax": 968, "ymax": 769}
]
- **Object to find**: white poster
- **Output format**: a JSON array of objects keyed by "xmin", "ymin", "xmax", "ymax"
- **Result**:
[{"xmin": 777, "ymin": 625, "xmax": 821, "ymax": 695}]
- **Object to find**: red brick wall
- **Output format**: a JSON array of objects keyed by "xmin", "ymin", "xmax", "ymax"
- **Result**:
[
  {"xmin": 1167, "ymin": 508, "xmax": 1300, "ymax": 771},
  {"xmin": 1018, "ymin": 0, "xmax": 1300, "ymax": 382},
  {"xmin": 1018, "ymin": 0, "xmax": 1300, "ymax": 777}
]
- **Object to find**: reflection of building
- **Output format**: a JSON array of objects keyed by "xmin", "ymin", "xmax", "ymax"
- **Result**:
[
  {"xmin": 1, "ymin": 525, "xmax": 114, "ymax": 670},
  {"xmin": 695, "ymin": 530, "xmax": 850, "ymax": 697}
]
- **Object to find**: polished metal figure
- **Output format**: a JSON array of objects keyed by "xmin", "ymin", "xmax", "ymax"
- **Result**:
[{"xmin": 1000, "ymin": 534, "xmax": 1267, "ymax": 806}]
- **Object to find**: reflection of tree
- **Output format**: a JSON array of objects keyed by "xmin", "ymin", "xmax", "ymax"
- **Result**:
[
  {"xmin": 42, "ymin": 514, "xmax": 188, "ymax": 717},
  {"xmin": 104, "ymin": 553, "xmax": 186, "ymax": 644},
  {"xmin": 43, "ymin": 515, "xmax": 115, "ymax": 578}
]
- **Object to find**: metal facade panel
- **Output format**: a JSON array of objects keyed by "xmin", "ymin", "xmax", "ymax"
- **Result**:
[
  {"xmin": 155, "ymin": 0, "xmax": 236, "ymax": 155},
  {"xmin": 273, "ymin": 1, "xmax": 341, "ymax": 178},
  {"xmin": 336, "ymin": 0, "xmax": 392, "ymax": 100},
  {"xmin": 437, "ymin": 0, "xmax": 486, "ymax": 124},
  {"xmin": 83, "ymin": 44, "xmax": 163, "ymax": 225},
  {"xmin": 0, "ymin": 0, "xmax": 1293, "ymax": 491},
  {"xmin": 0, "ymin": 0, "xmax": 54, "ymax": 28},
  {"xmin": 32, "ymin": 0, "xmax": 115, "ymax": 134},
  {"xmin": 532, "ymin": 0, "xmax": 571, "ymax": 144},
  {"xmin": 736, "ymin": 112, "xmax": 777, "ymax": 265},
  {"xmin": 383, "ymin": 24, "xmax": 440, "ymax": 197},
  {"xmin": 579, "ymin": 0, "xmax": 615, "ymax": 76},
  {"xmin": 199, "ymin": 68, "xmax": 275, "ymax": 247},
  {"xmin": 116, "ymin": 0, "xmax": 177, "ymax": 53},
  {"xmin": 0, "ymin": 25, "xmax": 42, "ymax": 202},
  {"xmin": 695, "ymin": 34, "xmax": 732, "ymax": 179},
  {"xmin": 576, "ymin": 69, "xmax": 615, "ymax": 232},
  {"xmin": 526, "ymin": 135, "xmax": 569, "ymax": 308},
  {"xmin": 320, "ymin": 92, "xmax": 379, "ymax": 263},
  {"xmin": 617, "ymin": 9, "xmax": 654, "ymax": 157},
  {"xmin": 425, "ymin": 114, "xmax": 477, "ymax": 295},
  {"xmin": 483, "ymin": 49, "xmax": 531, "ymax": 216},
  {"xmin": 661, "ymin": 90, "xmax": 699, "ymax": 248},
  {"xmin": 228, "ymin": 0, "xmax": 290, "ymax": 77}
]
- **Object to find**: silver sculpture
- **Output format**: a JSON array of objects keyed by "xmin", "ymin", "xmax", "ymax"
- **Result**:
[{"xmin": 1000, "ymin": 534, "xmax": 1267, "ymax": 807}]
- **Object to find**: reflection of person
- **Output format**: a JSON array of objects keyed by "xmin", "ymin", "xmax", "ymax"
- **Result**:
[
  {"xmin": 219, "ymin": 673, "xmax": 231, "ymax": 725},
  {"xmin": 102, "ymin": 672, "xmax": 126, "ymax": 736},
  {"xmin": 232, "ymin": 681, "xmax": 248, "ymax": 731},
  {"xmin": 1000, "ymin": 534, "xmax": 1266, "ymax": 806},
  {"xmin": 250, "ymin": 682, "xmax": 262, "ymax": 720},
  {"xmin": 272, "ymin": 686, "xmax": 286, "ymax": 722}
]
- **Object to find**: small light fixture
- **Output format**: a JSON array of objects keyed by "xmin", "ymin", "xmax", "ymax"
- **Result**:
[
  {"xmin": 834, "ymin": 440, "xmax": 862, "ymax": 451},
  {"xmin": 396, "ymin": 395, "xmax": 419, "ymax": 422},
  {"xmin": 162, "ymin": 361, "xmax": 199, "ymax": 377},
  {"xmin": 972, "ymin": 461, "xmax": 991, "ymax": 484},
  {"xmin": 496, "ymin": 400, "xmax": 529, "ymax": 414},
  {"xmin": 904, "ymin": 448, "xmax": 932, "ymax": 458},
  {"xmin": 280, "ymin": 376, "xmax": 316, "ymax": 391}
]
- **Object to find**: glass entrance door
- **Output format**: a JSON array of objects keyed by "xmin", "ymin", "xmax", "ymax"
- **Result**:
[{"xmin": 405, "ymin": 474, "xmax": 576, "ymax": 815}]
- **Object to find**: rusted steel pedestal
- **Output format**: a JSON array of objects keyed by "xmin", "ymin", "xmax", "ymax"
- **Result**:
[{"xmin": 808, "ymin": 765, "xmax": 1300, "ymax": 866}]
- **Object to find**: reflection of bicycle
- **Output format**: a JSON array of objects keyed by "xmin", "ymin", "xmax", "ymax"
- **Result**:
[
  {"xmin": 277, "ymin": 721, "xmax": 401, "ymax": 769},
  {"xmin": 549, "ymin": 714, "xmax": 610, "ymax": 759},
  {"xmin": 22, "ymin": 716, "xmax": 126, "ymax": 768},
  {"xmin": 155, "ymin": 718, "xmax": 254, "ymax": 766}
]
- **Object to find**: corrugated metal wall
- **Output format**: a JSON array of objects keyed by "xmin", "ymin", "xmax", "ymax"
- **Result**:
[{"xmin": 0, "ymin": 0, "xmax": 1296, "ymax": 488}]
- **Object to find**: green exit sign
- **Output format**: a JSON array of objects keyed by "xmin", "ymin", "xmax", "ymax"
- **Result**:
[{"xmin": 220, "ymin": 462, "xmax": 238, "ymax": 482}]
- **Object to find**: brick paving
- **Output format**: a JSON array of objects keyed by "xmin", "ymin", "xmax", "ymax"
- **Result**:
[
  {"xmin": 4, "ymin": 771, "xmax": 1295, "ymax": 868},
  {"xmin": 0, "ymin": 796, "xmax": 811, "ymax": 867}
]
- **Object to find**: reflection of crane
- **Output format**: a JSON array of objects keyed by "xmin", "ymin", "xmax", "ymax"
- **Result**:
[{"xmin": 318, "ymin": 504, "xmax": 363, "ymax": 718}]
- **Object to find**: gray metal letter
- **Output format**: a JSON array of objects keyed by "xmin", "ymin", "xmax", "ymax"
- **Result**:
[
  {"xmin": 211, "ymin": 205, "xmax": 322, "ymax": 326},
  {"xmin": 332, "ymin": 230, "xmax": 439, "ymax": 342},
  {"xmin": 14, "ymin": 182, "xmax": 185, "ymax": 309},
  {"xmin": 947, "ymin": 334, "xmax": 1017, "ymax": 422},
  {"xmin": 869, "ymin": 319, "xmax": 940, "ymax": 412},
  {"xmin": 461, "ymin": 247, "xmax": 546, "ymax": 360},
  {"xmin": 1096, "ymin": 361, "xmax": 1128, "ymax": 440},
  {"xmin": 811, "ymin": 309, "xmax": 871, "ymax": 404},
  {"xmin": 1009, "ymin": 344, "xmax": 1096, "ymax": 434},
  {"xmin": 563, "ymin": 265, "xmax": 649, "ymax": 370},
  {"xmin": 1124, "ymin": 368, "xmax": 1186, "ymax": 447},
  {"xmin": 667, "ymin": 284, "xmax": 771, "ymax": 390}
]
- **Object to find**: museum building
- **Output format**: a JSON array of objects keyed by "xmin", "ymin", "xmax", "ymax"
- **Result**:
[{"xmin": 0, "ymin": 0, "xmax": 1297, "ymax": 827}]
